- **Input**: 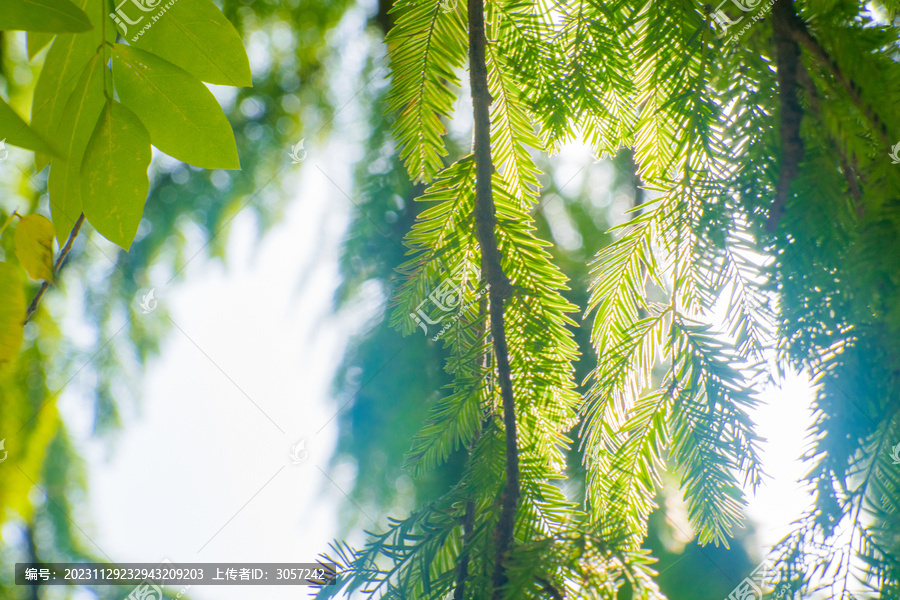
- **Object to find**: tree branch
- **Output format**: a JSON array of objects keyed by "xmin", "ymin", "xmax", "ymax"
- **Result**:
[
  {"xmin": 453, "ymin": 499, "xmax": 476, "ymax": 600},
  {"xmin": 766, "ymin": 0, "xmax": 805, "ymax": 233},
  {"xmin": 789, "ymin": 23, "xmax": 891, "ymax": 149},
  {"xmin": 466, "ymin": 0, "xmax": 519, "ymax": 597},
  {"xmin": 454, "ymin": 295, "xmax": 490, "ymax": 600},
  {"xmin": 536, "ymin": 576, "xmax": 564, "ymax": 600},
  {"xmin": 796, "ymin": 60, "xmax": 864, "ymax": 218},
  {"xmin": 24, "ymin": 213, "xmax": 85, "ymax": 324}
]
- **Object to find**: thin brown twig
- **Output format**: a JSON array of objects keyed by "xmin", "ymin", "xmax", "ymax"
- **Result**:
[
  {"xmin": 24, "ymin": 213, "xmax": 85, "ymax": 324},
  {"xmin": 466, "ymin": 0, "xmax": 519, "ymax": 597},
  {"xmin": 453, "ymin": 293, "xmax": 490, "ymax": 600},
  {"xmin": 453, "ymin": 499, "xmax": 476, "ymax": 600}
]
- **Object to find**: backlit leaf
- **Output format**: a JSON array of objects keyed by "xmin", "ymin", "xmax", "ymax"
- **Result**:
[
  {"xmin": 0, "ymin": 97, "xmax": 58, "ymax": 156},
  {"xmin": 0, "ymin": 0, "xmax": 92, "ymax": 33},
  {"xmin": 30, "ymin": 0, "xmax": 113, "ymax": 172},
  {"xmin": 0, "ymin": 262, "xmax": 26, "ymax": 365},
  {"xmin": 27, "ymin": 32, "xmax": 55, "ymax": 59},
  {"xmin": 112, "ymin": 44, "xmax": 240, "ymax": 170},
  {"xmin": 82, "ymin": 100, "xmax": 151, "ymax": 250},
  {"xmin": 14, "ymin": 214, "xmax": 56, "ymax": 281},
  {"xmin": 129, "ymin": 0, "xmax": 252, "ymax": 87},
  {"xmin": 47, "ymin": 53, "xmax": 107, "ymax": 243}
]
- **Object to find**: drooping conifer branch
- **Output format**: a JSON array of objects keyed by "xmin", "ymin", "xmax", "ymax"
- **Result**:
[
  {"xmin": 466, "ymin": 0, "xmax": 519, "ymax": 597},
  {"xmin": 797, "ymin": 61, "xmax": 864, "ymax": 218},
  {"xmin": 767, "ymin": 0, "xmax": 805, "ymax": 232},
  {"xmin": 453, "ymin": 499, "xmax": 476, "ymax": 600},
  {"xmin": 789, "ymin": 23, "xmax": 891, "ymax": 148},
  {"xmin": 454, "ymin": 296, "xmax": 489, "ymax": 600}
]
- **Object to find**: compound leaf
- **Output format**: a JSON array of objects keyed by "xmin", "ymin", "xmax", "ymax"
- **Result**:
[
  {"xmin": 47, "ymin": 52, "xmax": 107, "ymax": 243},
  {"xmin": 30, "ymin": 0, "xmax": 112, "ymax": 172}
]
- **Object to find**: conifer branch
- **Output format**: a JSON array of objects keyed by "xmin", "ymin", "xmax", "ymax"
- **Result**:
[
  {"xmin": 789, "ymin": 23, "xmax": 891, "ymax": 149},
  {"xmin": 536, "ymin": 576, "xmax": 564, "ymax": 600},
  {"xmin": 766, "ymin": 0, "xmax": 805, "ymax": 232},
  {"xmin": 467, "ymin": 0, "xmax": 519, "ymax": 597},
  {"xmin": 453, "ymin": 500, "xmax": 476, "ymax": 600},
  {"xmin": 454, "ymin": 297, "xmax": 490, "ymax": 600},
  {"xmin": 797, "ymin": 61, "xmax": 864, "ymax": 218}
]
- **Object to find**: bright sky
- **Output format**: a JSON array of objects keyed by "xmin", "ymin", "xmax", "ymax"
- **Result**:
[{"xmin": 58, "ymin": 143, "xmax": 379, "ymax": 600}]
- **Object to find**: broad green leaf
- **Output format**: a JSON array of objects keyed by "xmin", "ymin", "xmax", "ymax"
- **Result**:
[
  {"xmin": 14, "ymin": 214, "xmax": 56, "ymax": 281},
  {"xmin": 30, "ymin": 0, "xmax": 113, "ymax": 172},
  {"xmin": 48, "ymin": 53, "xmax": 107, "ymax": 243},
  {"xmin": 129, "ymin": 0, "xmax": 252, "ymax": 87},
  {"xmin": 0, "ymin": 0, "xmax": 92, "ymax": 33},
  {"xmin": 27, "ymin": 32, "xmax": 56, "ymax": 59},
  {"xmin": 82, "ymin": 100, "xmax": 151, "ymax": 250},
  {"xmin": 0, "ymin": 262, "xmax": 26, "ymax": 365},
  {"xmin": 112, "ymin": 44, "xmax": 240, "ymax": 169},
  {"xmin": 0, "ymin": 97, "xmax": 58, "ymax": 155}
]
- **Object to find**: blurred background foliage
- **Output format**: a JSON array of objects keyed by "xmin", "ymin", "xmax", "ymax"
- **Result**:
[{"xmin": 0, "ymin": 0, "xmax": 772, "ymax": 598}]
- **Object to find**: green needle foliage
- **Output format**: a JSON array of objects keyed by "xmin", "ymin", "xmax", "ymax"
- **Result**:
[
  {"xmin": 0, "ymin": 0, "xmax": 897, "ymax": 596},
  {"xmin": 321, "ymin": 0, "xmax": 900, "ymax": 598}
]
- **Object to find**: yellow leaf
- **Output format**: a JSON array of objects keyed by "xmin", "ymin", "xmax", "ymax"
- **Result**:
[
  {"xmin": 14, "ymin": 214, "xmax": 56, "ymax": 281},
  {"xmin": 0, "ymin": 262, "xmax": 26, "ymax": 364}
]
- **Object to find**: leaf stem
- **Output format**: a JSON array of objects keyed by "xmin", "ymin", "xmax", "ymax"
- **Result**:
[
  {"xmin": 466, "ymin": 0, "xmax": 519, "ymax": 597},
  {"xmin": 0, "ymin": 210, "xmax": 19, "ymax": 237},
  {"xmin": 23, "ymin": 213, "xmax": 85, "ymax": 324},
  {"xmin": 100, "ymin": 0, "xmax": 109, "ymax": 97}
]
